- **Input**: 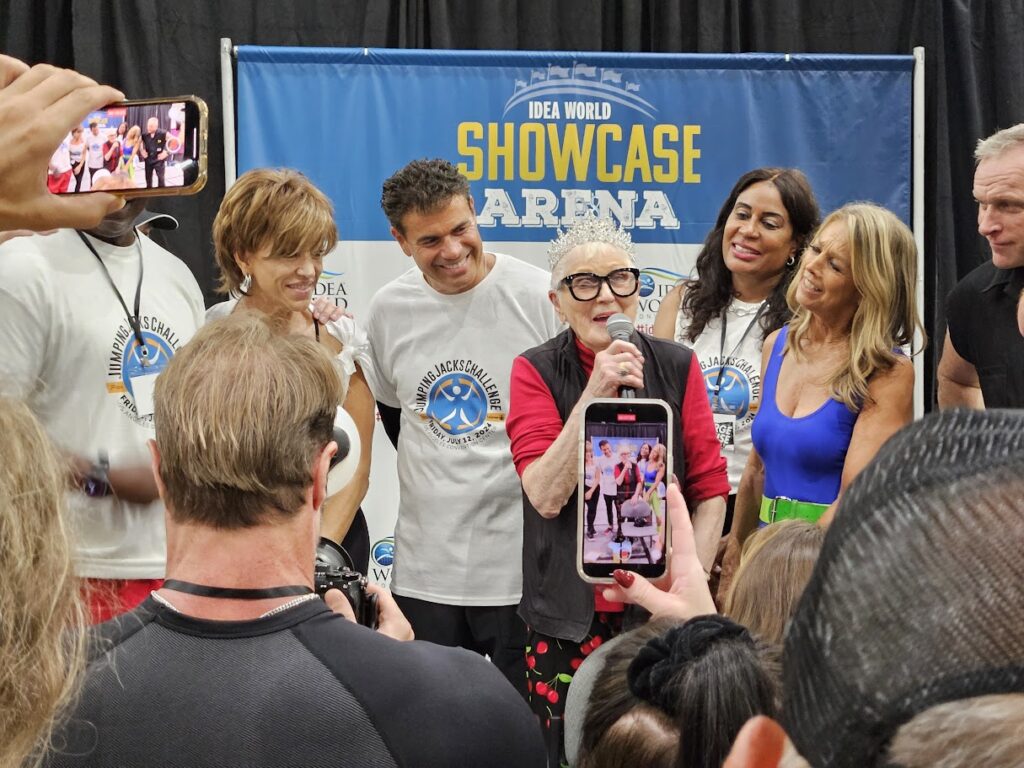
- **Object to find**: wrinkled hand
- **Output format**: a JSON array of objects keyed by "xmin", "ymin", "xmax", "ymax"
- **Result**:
[
  {"xmin": 585, "ymin": 339, "xmax": 644, "ymax": 399},
  {"xmin": 0, "ymin": 55, "xmax": 125, "ymax": 232},
  {"xmin": 324, "ymin": 584, "xmax": 414, "ymax": 641},
  {"xmin": 309, "ymin": 297, "xmax": 352, "ymax": 323},
  {"xmin": 602, "ymin": 482, "xmax": 717, "ymax": 620}
]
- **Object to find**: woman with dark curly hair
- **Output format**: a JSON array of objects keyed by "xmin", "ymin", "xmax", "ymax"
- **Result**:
[{"xmin": 653, "ymin": 168, "xmax": 820, "ymax": 531}]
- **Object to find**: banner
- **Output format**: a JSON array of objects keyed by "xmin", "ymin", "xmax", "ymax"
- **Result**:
[{"xmin": 235, "ymin": 47, "xmax": 914, "ymax": 582}]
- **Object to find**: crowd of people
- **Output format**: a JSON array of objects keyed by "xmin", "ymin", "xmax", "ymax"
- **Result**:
[
  {"xmin": 48, "ymin": 114, "xmax": 177, "ymax": 193},
  {"xmin": 1, "ymin": 52, "xmax": 1023, "ymax": 767}
]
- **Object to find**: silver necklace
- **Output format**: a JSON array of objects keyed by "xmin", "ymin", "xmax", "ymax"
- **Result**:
[{"xmin": 150, "ymin": 590, "xmax": 319, "ymax": 618}]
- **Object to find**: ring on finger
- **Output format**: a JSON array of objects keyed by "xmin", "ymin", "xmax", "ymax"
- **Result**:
[{"xmin": 618, "ymin": 362, "xmax": 629, "ymax": 377}]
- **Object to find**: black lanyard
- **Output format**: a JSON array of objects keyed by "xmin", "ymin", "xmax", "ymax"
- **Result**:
[
  {"xmin": 162, "ymin": 579, "xmax": 313, "ymax": 600},
  {"xmin": 711, "ymin": 301, "xmax": 766, "ymax": 394},
  {"xmin": 76, "ymin": 229, "xmax": 149, "ymax": 367}
]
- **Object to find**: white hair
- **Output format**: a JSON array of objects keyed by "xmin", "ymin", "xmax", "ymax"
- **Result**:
[{"xmin": 975, "ymin": 123, "xmax": 1024, "ymax": 163}]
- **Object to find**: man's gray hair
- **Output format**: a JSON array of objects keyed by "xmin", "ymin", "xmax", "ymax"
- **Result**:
[{"xmin": 975, "ymin": 123, "xmax": 1024, "ymax": 163}]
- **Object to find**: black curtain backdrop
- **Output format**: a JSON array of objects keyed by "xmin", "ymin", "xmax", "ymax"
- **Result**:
[{"xmin": 3, "ymin": 0, "xmax": 1023, "ymax": 407}]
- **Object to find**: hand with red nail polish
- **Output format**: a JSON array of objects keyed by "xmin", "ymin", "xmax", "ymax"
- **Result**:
[
  {"xmin": 602, "ymin": 483, "xmax": 717, "ymax": 620},
  {"xmin": 612, "ymin": 569, "xmax": 634, "ymax": 588}
]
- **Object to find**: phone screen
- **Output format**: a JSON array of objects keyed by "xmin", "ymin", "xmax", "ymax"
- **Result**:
[
  {"xmin": 579, "ymin": 398, "xmax": 672, "ymax": 582},
  {"xmin": 51, "ymin": 98, "xmax": 205, "ymax": 195}
]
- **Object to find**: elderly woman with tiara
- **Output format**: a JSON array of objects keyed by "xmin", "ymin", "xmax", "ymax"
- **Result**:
[{"xmin": 506, "ymin": 215, "xmax": 729, "ymax": 766}]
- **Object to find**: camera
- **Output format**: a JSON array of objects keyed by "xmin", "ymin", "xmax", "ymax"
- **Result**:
[{"xmin": 314, "ymin": 537, "xmax": 378, "ymax": 629}]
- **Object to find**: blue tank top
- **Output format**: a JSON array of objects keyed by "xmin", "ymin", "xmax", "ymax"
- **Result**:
[{"xmin": 750, "ymin": 325, "xmax": 859, "ymax": 505}]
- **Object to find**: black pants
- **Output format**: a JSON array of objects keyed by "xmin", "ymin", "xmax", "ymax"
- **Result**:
[
  {"xmin": 393, "ymin": 594, "xmax": 527, "ymax": 697},
  {"xmin": 145, "ymin": 160, "xmax": 166, "ymax": 188},
  {"xmin": 338, "ymin": 508, "xmax": 370, "ymax": 575},
  {"xmin": 71, "ymin": 164, "xmax": 86, "ymax": 191},
  {"xmin": 586, "ymin": 493, "xmax": 617, "ymax": 534}
]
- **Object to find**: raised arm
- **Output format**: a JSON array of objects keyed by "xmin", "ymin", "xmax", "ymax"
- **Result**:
[
  {"xmin": 652, "ymin": 282, "xmax": 685, "ymax": 340},
  {"xmin": 509, "ymin": 339, "xmax": 645, "ymax": 519},
  {"xmin": 321, "ymin": 365, "xmax": 375, "ymax": 542}
]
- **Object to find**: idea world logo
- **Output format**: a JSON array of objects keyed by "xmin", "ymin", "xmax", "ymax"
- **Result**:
[{"xmin": 370, "ymin": 537, "xmax": 395, "ymax": 585}]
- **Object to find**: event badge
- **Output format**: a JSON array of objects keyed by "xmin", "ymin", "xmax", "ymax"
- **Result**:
[
  {"xmin": 130, "ymin": 372, "xmax": 161, "ymax": 417},
  {"xmin": 713, "ymin": 411, "xmax": 736, "ymax": 452}
]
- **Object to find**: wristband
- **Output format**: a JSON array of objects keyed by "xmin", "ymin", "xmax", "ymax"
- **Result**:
[{"xmin": 82, "ymin": 450, "xmax": 112, "ymax": 498}]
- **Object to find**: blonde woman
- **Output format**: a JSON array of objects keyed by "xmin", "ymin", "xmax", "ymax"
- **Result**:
[
  {"xmin": 723, "ymin": 520, "xmax": 824, "ymax": 646},
  {"xmin": 0, "ymin": 399, "xmax": 85, "ymax": 768},
  {"xmin": 731, "ymin": 203, "xmax": 924, "ymax": 552},
  {"xmin": 121, "ymin": 125, "xmax": 142, "ymax": 182}
]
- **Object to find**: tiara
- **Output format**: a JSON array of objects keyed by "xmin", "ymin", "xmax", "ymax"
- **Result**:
[{"xmin": 547, "ymin": 215, "xmax": 635, "ymax": 270}]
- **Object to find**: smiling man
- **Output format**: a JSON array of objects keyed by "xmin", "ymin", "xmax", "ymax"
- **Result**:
[
  {"xmin": 938, "ymin": 123, "xmax": 1024, "ymax": 408},
  {"xmin": 363, "ymin": 158, "xmax": 561, "ymax": 693}
]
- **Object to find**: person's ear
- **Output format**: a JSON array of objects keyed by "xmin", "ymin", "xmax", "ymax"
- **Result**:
[
  {"xmin": 548, "ymin": 289, "xmax": 567, "ymax": 324},
  {"xmin": 311, "ymin": 441, "xmax": 336, "ymax": 511},
  {"xmin": 723, "ymin": 716, "xmax": 789, "ymax": 768},
  {"xmin": 147, "ymin": 438, "xmax": 168, "ymax": 502},
  {"xmin": 232, "ymin": 251, "xmax": 251, "ymax": 279},
  {"xmin": 390, "ymin": 226, "xmax": 412, "ymax": 257}
]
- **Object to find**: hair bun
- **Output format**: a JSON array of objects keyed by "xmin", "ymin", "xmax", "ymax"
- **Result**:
[{"xmin": 627, "ymin": 615, "xmax": 752, "ymax": 713}]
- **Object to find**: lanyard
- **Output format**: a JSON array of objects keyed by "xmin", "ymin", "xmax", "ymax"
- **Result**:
[
  {"xmin": 162, "ymin": 579, "xmax": 313, "ymax": 600},
  {"xmin": 711, "ymin": 301, "xmax": 766, "ymax": 394},
  {"xmin": 76, "ymin": 229, "xmax": 149, "ymax": 367}
]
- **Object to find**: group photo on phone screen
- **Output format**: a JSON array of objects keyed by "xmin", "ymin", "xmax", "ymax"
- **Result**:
[
  {"xmin": 48, "ymin": 102, "xmax": 190, "ymax": 194},
  {"xmin": 582, "ymin": 424, "xmax": 668, "ymax": 569}
]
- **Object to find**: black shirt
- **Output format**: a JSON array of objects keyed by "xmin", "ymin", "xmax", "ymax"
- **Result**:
[
  {"xmin": 946, "ymin": 260, "xmax": 1024, "ymax": 408},
  {"xmin": 46, "ymin": 598, "xmax": 545, "ymax": 768},
  {"xmin": 141, "ymin": 129, "xmax": 167, "ymax": 162}
]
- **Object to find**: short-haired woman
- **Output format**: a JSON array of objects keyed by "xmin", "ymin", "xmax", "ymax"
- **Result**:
[{"xmin": 209, "ymin": 168, "xmax": 374, "ymax": 570}]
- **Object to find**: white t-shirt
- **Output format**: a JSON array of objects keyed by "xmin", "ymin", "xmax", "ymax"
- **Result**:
[
  {"xmin": 0, "ymin": 229, "xmax": 205, "ymax": 578},
  {"xmin": 677, "ymin": 296, "xmax": 765, "ymax": 492},
  {"xmin": 593, "ymin": 453, "xmax": 618, "ymax": 496},
  {"xmin": 364, "ymin": 253, "xmax": 562, "ymax": 605},
  {"xmin": 86, "ymin": 132, "xmax": 105, "ymax": 168},
  {"xmin": 205, "ymin": 298, "xmax": 370, "ymax": 403}
]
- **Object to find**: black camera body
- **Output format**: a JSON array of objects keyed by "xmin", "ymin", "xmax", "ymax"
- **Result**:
[{"xmin": 314, "ymin": 538, "xmax": 378, "ymax": 629}]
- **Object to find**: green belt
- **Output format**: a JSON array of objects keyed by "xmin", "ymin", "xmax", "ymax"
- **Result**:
[{"xmin": 758, "ymin": 495, "xmax": 828, "ymax": 525}]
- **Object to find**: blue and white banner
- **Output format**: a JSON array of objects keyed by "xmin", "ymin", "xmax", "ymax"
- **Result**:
[{"xmin": 235, "ymin": 47, "xmax": 913, "ymax": 580}]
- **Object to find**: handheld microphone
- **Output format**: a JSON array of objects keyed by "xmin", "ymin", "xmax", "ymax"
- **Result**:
[{"xmin": 606, "ymin": 313, "xmax": 637, "ymax": 398}]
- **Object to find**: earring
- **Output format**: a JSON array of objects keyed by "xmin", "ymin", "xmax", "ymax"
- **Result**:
[
  {"xmin": 240, "ymin": 272, "xmax": 252, "ymax": 294},
  {"xmin": 785, "ymin": 254, "xmax": 797, "ymax": 267}
]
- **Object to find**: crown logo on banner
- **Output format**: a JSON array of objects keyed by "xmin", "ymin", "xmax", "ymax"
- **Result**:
[{"xmin": 503, "ymin": 61, "xmax": 657, "ymax": 119}]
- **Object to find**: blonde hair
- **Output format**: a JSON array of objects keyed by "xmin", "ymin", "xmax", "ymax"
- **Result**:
[
  {"xmin": 153, "ymin": 311, "xmax": 343, "ymax": 528},
  {"xmin": 724, "ymin": 520, "xmax": 824, "ymax": 646},
  {"xmin": 887, "ymin": 695, "xmax": 1024, "ymax": 768},
  {"xmin": 0, "ymin": 399, "xmax": 86, "ymax": 768},
  {"xmin": 212, "ymin": 168, "xmax": 338, "ymax": 295},
  {"xmin": 784, "ymin": 203, "xmax": 925, "ymax": 409}
]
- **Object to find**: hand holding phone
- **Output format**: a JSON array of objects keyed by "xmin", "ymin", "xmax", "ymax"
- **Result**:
[
  {"xmin": 578, "ymin": 397, "xmax": 672, "ymax": 584},
  {"xmin": 600, "ymin": 483, "xmax": 717, "ymax": 620},
  {"xmin": 52, "ymin": 96, "xmax": 207, "ymax": 198}
]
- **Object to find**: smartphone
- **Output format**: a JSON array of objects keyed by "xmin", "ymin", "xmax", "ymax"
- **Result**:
[
  {"xmin": 53, "ymin": 96, "xmax": 208, "ymax": 197},
  {"xmin": 578, "ymin": 397, "xmax": 672, "ymax": 584}
]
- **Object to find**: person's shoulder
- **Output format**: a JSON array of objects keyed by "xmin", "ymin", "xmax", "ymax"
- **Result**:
[
  {"xmin": 367, "ymin": 267, "xmax": 423, "ymax": 308},
  {"xmin": 0, "ymin": 230, "xmax": 73, "ymax": 284},
  {"xmin": 139, "ymin": 235, "xmax": 199, "ymax": 283},
  {"xmin": 205, "ymin": 298, "xmax": 236, "ymax": 322},
  {"xmin": 953, "ymin": 258, "xmax": 999, "ymax": 295}
]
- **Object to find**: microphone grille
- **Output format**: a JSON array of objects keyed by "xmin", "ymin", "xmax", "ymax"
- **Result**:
[{"xmin": 606, "ymin": 313, "xmax": 634, "ymax": 341}]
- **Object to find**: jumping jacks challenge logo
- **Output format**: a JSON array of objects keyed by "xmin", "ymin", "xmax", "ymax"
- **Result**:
[
  {"xmin": 702, "ymin": 356, "xmax": 761, "ymax": 428},
  {"xmin": 106, "ymin": 316, "xmax": 183, "ymax": 426},
  {"xmin": 413, "ymin": 359, "xmax": 504, "ymax": 449}
]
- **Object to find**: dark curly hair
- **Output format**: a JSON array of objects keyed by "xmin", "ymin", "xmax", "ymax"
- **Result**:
[
  {"xmin": 679, "ymin": 168, "xmax": 820, "ymax": 342},
  {"xmin": 380, "ymin": 158, "xmax": 471, "ymax": 234}
]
